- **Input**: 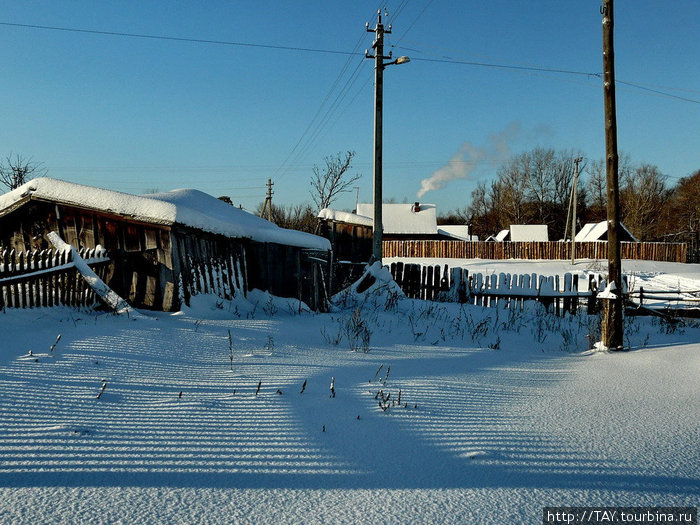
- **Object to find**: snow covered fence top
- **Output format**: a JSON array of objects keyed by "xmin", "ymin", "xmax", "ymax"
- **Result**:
[{"xmin": 1, "ymin": 178, "xmax": 330, "ymax": 251}]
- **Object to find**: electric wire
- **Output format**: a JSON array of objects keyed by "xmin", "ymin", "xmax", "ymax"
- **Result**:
[
  {"xmin": 2, "ymin": 17, "xmax": 696, "ymax": 199},
  {"xmin": 3, "ymin": 19, "xmax": 695, "ymax": 103},
  {"xmin": 272, "ymin": 32, "xmax": 368, "ymax": 183},
  {"xmin": 392, "ymin": 0, "xmax": 436, "ymax": 45},
  {"xmin": 0, "ymin": 21, "xmax": 357, "ymax": 57},
  {"xmin": 393, "ymin": 41, "xmax": 700, "ymax": 103}
]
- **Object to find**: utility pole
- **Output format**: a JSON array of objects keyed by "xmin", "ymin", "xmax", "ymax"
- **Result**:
[
  {"xmin": 571, "ymin": 156, "xmax": 583, "ymax": 265},
  {"xmin": 261, "ymin": 178, "xmax": 274, "ymax": 222},
  {"xmin": 601, "ymin": 0, "xmax": 624, "ymax": 350},
  {"xmin": 365, "ymin": 10, "xmax": 410, "ymax": 262},
  {"xmin": 367, "ymin": 11, "xmax": 389, "ymax": 263}
]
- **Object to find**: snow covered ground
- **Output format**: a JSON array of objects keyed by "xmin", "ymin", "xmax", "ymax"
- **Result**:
[{"xmin": 0, "ymin": 261, "xmax": 698, "ymax": 524}]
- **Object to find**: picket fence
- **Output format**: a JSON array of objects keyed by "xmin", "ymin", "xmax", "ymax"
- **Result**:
[
  {"xmin": 389, "ymin": 261, "xmax": 603, "ymax": 316},
  {"xmin": 0, "ymin": 248, "xmax": 111, "ymax": 309}
]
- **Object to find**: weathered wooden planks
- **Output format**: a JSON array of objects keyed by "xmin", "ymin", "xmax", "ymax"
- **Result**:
[{"xmin": 383, "ymin": 240, "xmax": 687, "ymax": 263}]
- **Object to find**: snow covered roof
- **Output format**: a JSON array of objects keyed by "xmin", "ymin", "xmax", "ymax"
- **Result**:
[
  {"xmin": 575, "ymin": 220, "xmax": 639, "ymax": 243},
  {"xmin": 437, "ymin": 225, "xmax": 476, "ymax": 241},
  {"xmin": 317, "ymin": 208, "xmax": 373, "ymax": 228},
  {"xmin": 319, "ymin": 206, "xmax": 476, "ymax": 240},
  {"xmin": 355, "ymin": 203, "xmax": 437, "ymax": 235},
  {"xmin": 0, "ymin": 178, "xmax": 330, "ymax": 251},
  {"xmin": 510, "ymin": 224, "xmax": 549, "ymax": 242}
]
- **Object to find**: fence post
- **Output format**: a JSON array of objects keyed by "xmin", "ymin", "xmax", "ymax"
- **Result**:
[
  {"xmin": 440, "ymin": 264, "xmax": 449, "ymax": 293},
  {"xmin": 426, "ymin": 265, "xmax": 434, "ymax": 301},
  {"xmin": 588, "ymin": 274, "xmax": 599, "ymax": 314},
  {"xmin": 562, "ymin": 273, "xmax": 572, "ymax": 314},
  {"xmin": 448, "ymin": 267, "xmax": 462, "ymax": 302},
  {"xmin": 434, "ymin": 265, "xmax": 442, "ymax": 300}
]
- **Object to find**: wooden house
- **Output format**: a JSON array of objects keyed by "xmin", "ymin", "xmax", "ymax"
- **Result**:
[
  {"xmin": 318, "ymin": 202, "xmax": 474, "ymax": 257},
  {"xmin": 317, "ymin": 202, "xmax": 473, "ymax": 292},
  {"xmin": 575, "ymin": 220, "xmax": 639, "ymax": 243},
  {"xmin": 0, "ymin": 178, "xmax": 331, "ymax": 311}
]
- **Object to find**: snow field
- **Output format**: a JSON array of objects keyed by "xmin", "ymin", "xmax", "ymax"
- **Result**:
[{"xmin": 0, "ymin": 267, "xmax": 698, "ymax": 524}]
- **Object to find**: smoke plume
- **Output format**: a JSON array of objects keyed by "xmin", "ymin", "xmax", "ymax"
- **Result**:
[{"xmin": 416, "ymin": 122, "xmax": 521, "ymax": 199}]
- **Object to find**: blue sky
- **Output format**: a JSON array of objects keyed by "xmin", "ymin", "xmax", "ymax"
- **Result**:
[{"xmin": 1, "ymin": 1, "xmax": 698, "ymax": 214}]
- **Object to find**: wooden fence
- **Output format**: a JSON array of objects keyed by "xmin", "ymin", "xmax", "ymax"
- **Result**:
[
  {"xmin": 0, "ymin": 247, "xmax": 111, "ymax": 309},
  {"xmin": 389, "ymin": 261, "xmax": 603, "ymax": 316},
  {"xmin": 383, "ymin": 240, "xmax": 688, "ymax": 263}
]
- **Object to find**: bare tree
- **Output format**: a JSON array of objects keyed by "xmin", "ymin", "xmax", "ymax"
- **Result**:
[
  {"xmin": 586, "ymin": 159, "xmax": 607, "ymax": 222},
  {"xmin": 497, "ymin": 158, "xmax": 531, "ymax": 226},
  {"xmin": 620, "ymin": 163, "xmax": 670, "ymax": 241},
  {"xmin": 465, "ymin": 179, "xmax": 509, "ymax": 238},
  {"xmin": 0, "ymin": 154, "xmax": 46, "ymax": 191},
  {"xmin": 467, "ymin": 148, "xmax": 589, "ymax": 239},
  {"xmin": 552, "ymin": 150, "xmax": 585, "ymax": 217},
  {"xmin": 523, "ymin": 148, "xmax": 555, "ymax": 223},
  {"xmin": 255, "ymin": 201, "xmax": 317, "ymax": 233},
  {"xmin": 668, "ymin": 170, "xmax": 699, "ymax": 233},
  {"xmin": 309, "ymin": 151, "xmax": 361, "ymax": 212}
]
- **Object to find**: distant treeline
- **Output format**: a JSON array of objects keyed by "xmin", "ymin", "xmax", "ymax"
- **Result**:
[{"xmin": 440, "ymin": 148, "xmax": 698, "ymax": 243}]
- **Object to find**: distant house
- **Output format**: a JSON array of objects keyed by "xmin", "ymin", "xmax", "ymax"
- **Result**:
[
  {"xmin": 355, "ymin": 202, "xmax": 446, "ymax": 241},
  {"xmin": 575, "ymin": 220, "xmax": 639, "ymax": 243},
  {"xmin": 0, "ymin": 178, "xmax": 331, "ymax": 311},
  {"xmin": 486, "ymin": 225, "xmax": 549, "ymax": 242},
  {"xmin": 318, "ymin": 202, "xmax": 474, "ymax": 291},
  {"xmin": 436, "ymin": 225, "xmax": 475, "ymax": 241},
  {"xmin": 318, "ymin": 201, "xmax": 475, "ymax": 261}
]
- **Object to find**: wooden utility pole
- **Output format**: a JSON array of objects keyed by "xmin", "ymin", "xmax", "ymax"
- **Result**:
[
  {"xmin": 261, "ymin": 178, "xmax": 274, "ymax": 222},
  {"xmin": 571, "ymin": 156, "xmax": 583, "ymax": 265},
  {"xmin": 601, "ymin": 0, "xmax": 624, "ymax": 350},
  {"xmin": 367, "ymin": 11, "xmax": 389, "ymax": 262},
  {"xmin": 365, "ymin": 11, "xmax": 410, "ymax": 262}
]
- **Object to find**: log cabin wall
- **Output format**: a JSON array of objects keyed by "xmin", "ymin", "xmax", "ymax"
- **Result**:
[
  {"xmin": 1, "ymin": 200, "xmax": 331, "ymax": 312},
  {"xmin": 244, "ymin": 242, "xmax": 330, "ymax": 312},
  {"xmin": 318, "ymin": 220, "xmax": 373, "ymax": 264}
]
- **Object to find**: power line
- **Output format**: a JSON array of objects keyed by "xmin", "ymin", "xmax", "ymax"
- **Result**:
[
  {"xmin": 0, "ymin": 21, "xmax": 359, "ymax": 57},
  {"xmin": 5, "ymin": 20, "xmax": 695, "ymax": 104},
  {"xmin": 273, "ymin": 5, "xmax": 391, "ymax": 183},
  {"xmin": 409, "ymin": 54, "xmax": 601, "ymax": 78},
  {"xmin": 294, "ymin": 59, "xmax": 367, "ymax": 162},
  {"xmin": 274, "ymin": 33, "xmax": 368, "ymax": 182},
  {"xmin": 395, "ymin": 42, "xmax": 700, "ymax": 104},
  {"xmin": 393, "ymin": 0, "xmax": 436, "ymax": 45},
  {"xmin": 615, "ymin": 79, "xmax": 700, "ymax": 104},
  {"xmin": 392, "ymin": 0, "xmax": 411, "ymax": 22}
]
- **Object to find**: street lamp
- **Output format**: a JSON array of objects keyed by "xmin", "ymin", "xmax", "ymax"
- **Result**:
[{"xmin": 366, "ymin": 11, "xmax": 410, "ymax": 262}]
